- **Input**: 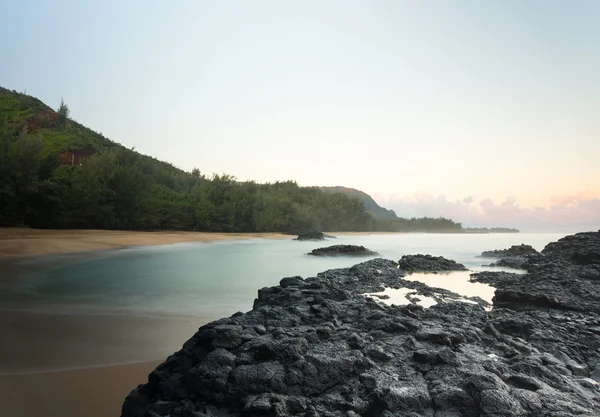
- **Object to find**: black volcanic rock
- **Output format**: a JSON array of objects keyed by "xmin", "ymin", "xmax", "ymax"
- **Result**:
[
  {"xmin": 481, "ymin": 245, "xmax": 544, "ymax": 270},
  {"xmin": 474, "ymin": 231, "xmax": 600, "ymax": 312},
  {"xmin": 485, "ymin": 253, "xmax": 546, "ymax": 270},
  {"xmin": 542, "ymin": 231, "xmax": 600, "ymax": 265},
  {"xmin": 481, "ymin": 244, "xmax": 539, "ymax": 258},
  {"xmin": 398, "ymin": 254, "xmax": 468, "ymax": 273},
  {"xmin": 308, "ymin": 245, "xmax": 378, "ymax": 257},
  {"xmin": 122, "ymin": 232, "xmax": 600, "ymax": 417},
  {"xmin": 294, "ymin": 230, "xmax": 325, "ymax": 241}
]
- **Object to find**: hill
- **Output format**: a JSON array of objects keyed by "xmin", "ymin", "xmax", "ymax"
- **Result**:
[
  {"xmin": 0, "ymin": 87, "xmax": 464, "ymax": 233},
  {"xmin": 319, "ymin": 186, "xmax": 398, "ymax": 220}
]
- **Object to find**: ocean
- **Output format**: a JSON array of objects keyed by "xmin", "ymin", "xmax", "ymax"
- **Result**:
[{"xmin": 3, "ymin": 232, "xmax": 569, "ymax": 319}]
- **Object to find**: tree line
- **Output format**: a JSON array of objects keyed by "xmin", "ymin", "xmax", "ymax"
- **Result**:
[{"xmin": 0, "ymin": 91, "xmax": 464, "ymax": 233}]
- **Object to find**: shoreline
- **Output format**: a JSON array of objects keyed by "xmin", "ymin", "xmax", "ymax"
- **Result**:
[
  {"xmin": 0, "ymin": 309, "xmax": 209, "ymax": 374},
  {"xmin": 0, "ymin": 228, "xmax": 406, "ymax": 267},
  {"xmin": 0, "ymin": 308, "xmax": 205, "ymax": 417},
  {"xmin": 0, "ymin": 227, "xmax": 292, "ymax": 261},
  {"xmin": 0, "ymin": 360, "xmax": 161, "ymax": 417}
]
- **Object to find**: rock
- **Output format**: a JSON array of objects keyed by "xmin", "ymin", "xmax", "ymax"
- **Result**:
[
  {"xmin": 484, "ymin": 231, "xmax": 600, "ymax": 313},
  {"xmin": 308, "ymin": 245, "xmax": 378, "ymax": 257},
  {"xmin": 398, "ymin": 254, "xmax": 468, "ymax": 273},
  {"xmin": 481, "ymin": 244, "xmax": 539, "ymax": 258},
  {"xmin": 480, "ymin": 245, "xmax": 544, "ymax": 271},
  {"xmin": 591, "ymin": 364, "xmax": 600, "ymax": 382},
  {"xmin": 294, "ymin": 230, "xmax": 325, "ymax": 241},
  {"xmin": 122, "ymin": 231, "xmax": 600, "ymax": 417},
  {"xmin": 542, "ymin": 231, "xmax": 600, "ymax": 265}
]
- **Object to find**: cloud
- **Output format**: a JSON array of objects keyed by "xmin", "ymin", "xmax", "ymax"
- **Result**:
[{"xmin": 383, "ymin": 192, "xmax": 600, "ymax": 232}]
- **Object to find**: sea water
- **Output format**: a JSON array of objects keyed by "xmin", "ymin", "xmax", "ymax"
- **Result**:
[{"xmin": 3, "ymin": 233, "xmax": 569, "ymax": 319}]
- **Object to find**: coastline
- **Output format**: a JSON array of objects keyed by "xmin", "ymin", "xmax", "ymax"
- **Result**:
[
  {"xmin": 0, "ymin": 228, "xmax": 410, "ymax": 261},
  {"xmin": 0, "ymin": 227, "xmax": 291, "ymax": 261}
]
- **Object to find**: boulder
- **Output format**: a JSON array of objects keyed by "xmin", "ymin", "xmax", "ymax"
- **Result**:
[
  {"xmin": 308, "ymin": 245, "xmax": 378, "ymax": 257},
  {"xmin": 481, "ymin": 244, "xmax": 539, "ymax": 258},
  {"xmin": 398, "ymin": 254, "xmax": 468, "ymax": 273}
]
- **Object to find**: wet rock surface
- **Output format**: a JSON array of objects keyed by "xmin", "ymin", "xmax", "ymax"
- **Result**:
[
  {"xmin": 480, "ymin": 245, "xmax": 545, "ymax": 270},
  {"xmin": 398, "ymin": 254, "xmax": 468, "ymax": 273},
  {"xmin": 123, "ymin": 231, "xmax": 600, "ymax": 417},
  {"xmin": 308, "ymin": 245, "xmax": 378, "ymax": 257},
  {"xmin": 481, "ymin": 244, "xmax": 539, "ymax": 258}
]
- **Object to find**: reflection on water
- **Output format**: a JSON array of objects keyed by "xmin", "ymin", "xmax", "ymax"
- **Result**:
[
  {"xmin": 2, "ymin": 233, "xmax": 566, "ymax": 317},
  {"xmin": 365, "ymin": 287, "xmax": 438, "ymax": 308},
  {"xmin": 406, "ymin": 271, "xmax": 497, "ymax": 303},
  {"xmin": 364, "ymin": 270, "xmax": 498, "ymax": 309}
]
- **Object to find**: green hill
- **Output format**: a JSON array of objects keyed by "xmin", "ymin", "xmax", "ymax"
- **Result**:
[
  {"xmin": 0, "ymin": 87, "xmax": 117, "ymax": 156},
  {"xmin": 0, "ymin": 87, "xmax": 464, "ymax": 233},
  {"xmin": 319, "ymin": 186, "xmax": 398, "ymax": 220}
]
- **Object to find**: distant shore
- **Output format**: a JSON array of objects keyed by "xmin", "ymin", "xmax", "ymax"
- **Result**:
[
  {"xmin": 0, "ymin": 228, "xmax": 293, "ymax": 260},
  {"xmin": 0, "ymin": 228, "xmax": 405, "ymax": 260}
]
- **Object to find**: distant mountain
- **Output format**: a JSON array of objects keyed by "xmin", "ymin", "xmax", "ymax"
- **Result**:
[{"xmin": 319, "ymin": 186, "xmax": 399, "ymax": 221}]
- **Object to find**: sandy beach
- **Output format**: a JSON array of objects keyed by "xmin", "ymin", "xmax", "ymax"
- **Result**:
[
  {"xmin": 0, "ymin": 360, "xmax": 161, "ymax": 417},
  {"xmin": 0, "ymin": 228, "xmax": 292, "ymax": 417},
  {"xmin": 0, "ymin": 309, "xmax": 209, "ymax": 417},
  {"xmin": 0, "ymin": 227, "xmax": 290, "ymax": 260}
]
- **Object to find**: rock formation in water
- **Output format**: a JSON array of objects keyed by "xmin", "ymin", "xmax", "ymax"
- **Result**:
[
  {"xmin": 123, "ymin": 231, "xmax": 600, "ymax": 417},
  {"xmin": 294, "ymin": 230, "xmax": 326, "ymax": 241},
  {"xmin": 480, "ymin": 244, "xmax": 543, "ymax": 270},
  {"xmin": 308, "ymin": 245, "xmax": 378, "ymax": 257},
  {"xmin": 480, "ymin": 244, "xmax": 538, "ymax": 258},
  {"xmin": 397, "ymin": 254, "xmax": 468, "ymax": 273}
]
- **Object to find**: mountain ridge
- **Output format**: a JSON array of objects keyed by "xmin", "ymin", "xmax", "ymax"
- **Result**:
[{"xmin": 319, "ymin": 186, "xmax": 399, "ymax": 221}]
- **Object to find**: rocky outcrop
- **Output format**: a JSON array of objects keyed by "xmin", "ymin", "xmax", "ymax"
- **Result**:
[
  {"xmin": 484, "ymin": 253, "xmax": 546, "ymax": 270},
  {"xmin": 481, "ymin": 244, "xmax": 539, "ymax": 258},
  {"xmin": 480, "ymin": 245, "xmax": 543, "ymax": 270},
  {"xmin": 542, "ymin": 231, "xmax": 600, "ymax": 265},
  {"xmin": 308, "ymin": 245, "xmax": 378, "ymax": 257},
  {"xmin": 294, "ymin": 230, "xmax": 325, "ymax": 241},
  {"xmin": 398, "ymin": 254, "xmax": 468, "ymax": 273},
  {"xmin": 472, "ymin": 231, "xmax": 600, "ymax": 314},
  {"xmin": 122, "ymin": 232, "xmax": 600, "ymax": 417}
]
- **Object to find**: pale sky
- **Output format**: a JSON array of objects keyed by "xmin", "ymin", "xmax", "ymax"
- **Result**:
[{"xmin": 2, "ymin": 1, "xmax": 599, "ymax": 230}]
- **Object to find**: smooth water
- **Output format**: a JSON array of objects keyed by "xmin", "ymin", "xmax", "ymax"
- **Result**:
[{"xmin": 6, "ymin": 233, "xmax": 568, "ymax": 318}]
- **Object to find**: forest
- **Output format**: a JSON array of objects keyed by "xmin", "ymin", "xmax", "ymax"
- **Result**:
[{"xmin": 0, "ymin": 88, "xmax": 464, "ymax": 233}]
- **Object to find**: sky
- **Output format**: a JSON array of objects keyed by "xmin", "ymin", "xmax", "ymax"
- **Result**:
[{"xmin": 1, "ymin": 1, "xmax": 599, "ymax": 231}]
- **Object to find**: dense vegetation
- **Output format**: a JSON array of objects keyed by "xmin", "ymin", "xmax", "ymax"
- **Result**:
[
  {"xmin": 0, "ymin": 88, "xmax": 465, "ymax": 233},
  {"xmin": 320, "ymin": 186, "xmax": 399, "ymax": 221}
]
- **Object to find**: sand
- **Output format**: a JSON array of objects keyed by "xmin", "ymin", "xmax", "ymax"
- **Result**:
[
  {"xmin": 0, "ymin": 227, "xmax": 290, "ymax": 260},
  {"xmin": 0, "ymin": 309, "xmax": 209, "ymax": 417},
  {"xmin": 0, "ymin": 361, "xmax": 161, "ymax": 417},
  {"xmin": 0, "ymin": 310, "xmax": 208, "ymax": 374}
]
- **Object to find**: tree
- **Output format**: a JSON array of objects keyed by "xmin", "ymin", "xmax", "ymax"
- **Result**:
[{"xmin": 57, "ymin": 97, "xmax": 69, "ymax": 128}]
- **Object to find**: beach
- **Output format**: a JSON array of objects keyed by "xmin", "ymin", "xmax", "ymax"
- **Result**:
[
  {"xmin": 0, "ymin": 301, "xmax": 208, "ymax": 417},
  {"xmin": 0, "ymin": 228, "xmax": 292, "ymax": 417},
  {"xmin": 0, "ymin": 361, "xmax": 161, "ymax": 417},
  {"xmin": 0, "ymin": 227, "xmax": 290, "ymax": 260}
]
